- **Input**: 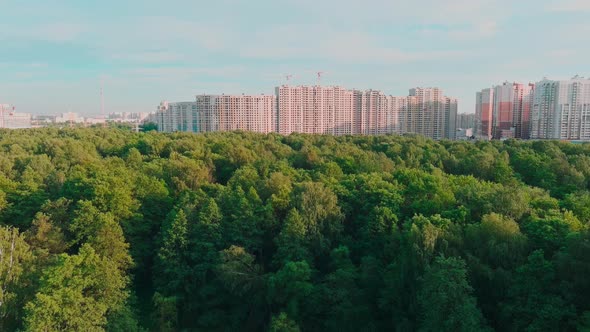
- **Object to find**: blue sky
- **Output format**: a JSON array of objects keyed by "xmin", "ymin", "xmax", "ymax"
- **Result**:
[{"xmin": 1, "ymin": 0, "xmax": 589, "ymax": 115}]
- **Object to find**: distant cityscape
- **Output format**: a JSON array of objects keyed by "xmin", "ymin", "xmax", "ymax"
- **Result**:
[
  {"xmin": 0, "ymin": 104, "xmax": 154, "ymax": 129},
  {"xmin": 2, "ymin": 75, "xmax": 589, "ymax": 141}
]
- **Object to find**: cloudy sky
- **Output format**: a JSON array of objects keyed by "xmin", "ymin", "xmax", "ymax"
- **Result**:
[{"xmin": 1, "ymin": 0, "xmax": 588, "ymax": 115}]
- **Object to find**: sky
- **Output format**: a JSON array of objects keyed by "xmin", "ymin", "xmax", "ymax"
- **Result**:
[{"xmin": 1, "ymin": 0, "xmax": 589, "ymax": 115}]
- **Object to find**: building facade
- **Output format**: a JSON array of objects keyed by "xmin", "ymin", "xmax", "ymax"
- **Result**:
[
  {"xmin": 156, "ymin": 101, "xmax": 199, "ymax": 133},
  {"xmin": 157, "ymin": 85, "xmax": 459, "ymax": 140},
  {"xmin": 197, "ymin": 94, "xmax": 275, "ymax": 134},
  {"xmin": 445, "ymin": 97, "xmax": 458, "ymax": 140},
  {"xmin": 402, "ymin": 88, "xmax": 456, "ymax": 140},
  {"xmin": 353, "ymin": 90, "xmax": 402, "ymax": 135},
  {"xmin": 475, "ymin": 88, "xmax": 494, "ymax": 139},
  {"xmin": 276, "ymin": 85, "xmax": 353, "ymax": 135},
  {"xmin": 475, "ymin": 82, "xmax": 534, "ymax": 140},
  {"xmin": 531, "ymin": 76, "xmax": 590, "ymax": 140}
]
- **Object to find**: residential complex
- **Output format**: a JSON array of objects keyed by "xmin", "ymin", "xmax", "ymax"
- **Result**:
[
  {"xmin": 531, "ymin": 76, "xmax": 590, "ymax": 140},
  {"xmin": 475, "ymin": 76, "xmax": 590, "ymax": 141},
  {"xmin": 158, "ymin": 85, "xmax": 458, "ymax": 140}
]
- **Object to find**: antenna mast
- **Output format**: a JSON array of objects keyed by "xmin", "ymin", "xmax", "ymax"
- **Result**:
[{"xmin": 100, "ymin": 78, "xmax": 106, "ymax": 128}]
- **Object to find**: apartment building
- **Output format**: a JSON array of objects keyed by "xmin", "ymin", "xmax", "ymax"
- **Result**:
[
  {"xmin": 276, "ymin": 85, "xmax": 353, "ymax": 135},
  {"xmin": 475, "ymin": 82, "xmax": 534, "ymax": 140},
  {"xmin": 403, "ymin": 88, "xmax": 456, "ymax": 140},
  {"xmin": 156, "ymin": 101, "xmax": 199, "ymax": 133},
  {"xmin": 531, "ymin": 76, "xmax": 590, "ymax": 140},
  {"xmin": 197, "ymin": 94, "xmax": 275, "ymax": 134},
  {"xmin": 352, "ymin": 90, "xmax": 403, "ymax": 135},
  {"xmin": 445, "ymin": 97, "xmax": 458, "ymax": 140},
  {"xmin": 475, "ymin": 88, "xmax": 494, "ymax": 139}
]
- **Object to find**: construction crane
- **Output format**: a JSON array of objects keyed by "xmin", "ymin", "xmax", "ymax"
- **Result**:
[
  {"xmin": 285, "ymin": 74, "xmax": 293, "ymax": 83},
  {"xmin": 316, "ymin": 71, "xmax": 325, "ymax": 86}
]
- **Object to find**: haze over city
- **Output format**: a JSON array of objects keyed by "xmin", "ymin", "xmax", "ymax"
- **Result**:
[{"xmin": 1, "ymin": 0, "xmax": 589, "ymax": 115}]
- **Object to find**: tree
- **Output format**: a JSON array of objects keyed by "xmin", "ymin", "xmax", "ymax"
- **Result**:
[
  {"xmin": 24, "ymin": 244, "xmax": 129, "ymax": 331},
  {"xmin": 155, "ymin": 209, "xmax": 190, "ymax": 296},
  {"xmin": 418, "ymin": 256, "xmax": 489, "ymax": 332},
  {"xmin": 0, "ymin": 226, "xmax": 33, "ymax": 330},
  {"xmin": 502, "ymin": 250, "xmax": 575, "ymax": 331},
  {"xmin": 269, "ymin": 312, "xmax": 300, "ymax": 332}
]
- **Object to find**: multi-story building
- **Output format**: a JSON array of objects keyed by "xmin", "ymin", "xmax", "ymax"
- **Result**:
[
  {"xmin": 475, "ymin": 82, "xmax": 534, "ymax": 140},
  {"xmin": 197, "ymin": 94, "xmax": 275, "ymax": 134},
  {"xmin": 531, "ymin": 76, "xmax": 590, "ymax": 140},
  {"xmin": 276, "ymin": 85, "xmax": 353, "ymax": 135},
  {"xmin": 475, "ymin": 88, "xmax": 494, "ymax": 139},
  {"xmin": 401, "ymin": 88, "xmax": 456, "ymax": 140},
  {"xmin": 445, "ymin": 97, "xmax": 458, "ymax": 140},
  {"xmin": 352, "ymin": 90, "xmax": 403, "ymax": 135},
  {"xmin": 156, "ymin": 101, "xmax": 199, "ymax": 133}
]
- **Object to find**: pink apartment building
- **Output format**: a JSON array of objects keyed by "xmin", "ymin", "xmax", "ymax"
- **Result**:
[{"xmin": 476, "ymin": 82, "xmax": 534, "ymax": 140}]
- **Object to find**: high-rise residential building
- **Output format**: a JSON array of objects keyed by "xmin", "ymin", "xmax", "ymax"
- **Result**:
[
  {"xmin": 445, "ymin": 97, "xmax": 458, "ymax": 140},
  {"xmin": 475, "ymin": 88, "xmax": 494, "ymax": 139},
  {"xmin": 353, "ymin": 90, "xmax": 402, "ymax": 135},
  {"xmin": 512, "ymin": 83, "xmax": 535, "ymax": 139},
  {"xmin": 491, "ymin": 82, "xmax": 534, "ymax": 139},
  {"xmin": 197, "ymin": 94, "xmax": 275, "ymax": 134},
  {"xmin": 276, "ymin": 85, "xmax": 353, "ymax": 135},
  {"xmin": 156, "ymin": 101, "xmax": 199, "ymax": 133},
  {"xmin": 475, "ymin": 82, "xmax": 534, "ymax": 140},
  {"xmin": 402, "ymin": 88, "xmax": 456, "ymax": 140},
  {"xmin": 531, "ymin": 76, "xmax": 590, "ymax": 140}
]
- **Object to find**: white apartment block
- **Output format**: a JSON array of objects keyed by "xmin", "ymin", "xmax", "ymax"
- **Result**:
[
  {"xmin": 445, "ymin": 97, "xmax": 458, "ymax": 140},
  {"xmin": 531, "ymin": 76, "xmax": 590, "ymax": 140},
  {"xmin": 353, "ymin": 90, "xmax": 403, "ymax": 135},
  {"xmin": 156, "ymin": 101, "xmax": 199, "ymax": 133},
  {"xmin": 404, "ymin": 88, "xmax": 456, "ymax": 140},
  {"xmin": 196, "ymin": 94, "xmax": 275, "ymax": 134},
  {"xmin": 276, "ymin": 85, "xmax": 353, "ymax": 135}
]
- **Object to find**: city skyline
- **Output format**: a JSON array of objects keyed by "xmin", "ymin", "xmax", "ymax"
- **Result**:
[{"xmin": 1, "ymin": 0, "xmax": 589, "ymax": 115}]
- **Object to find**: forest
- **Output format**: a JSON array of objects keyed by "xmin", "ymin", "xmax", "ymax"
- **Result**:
[{"xmin": 1, "ymin": 127, "xmax": 590, "ymax": 331}]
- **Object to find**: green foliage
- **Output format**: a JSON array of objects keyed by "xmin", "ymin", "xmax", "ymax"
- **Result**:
[
  {"xmin": 418, "ymin": 256, "xmax": 490, "ymax": 332},
  {"xmin": 23, "ymin": 244, "xmax": 129, "ymax": 332},
  {"xmin": 0, "ymin": 128, "xmax": 588, "ymax": 330}
]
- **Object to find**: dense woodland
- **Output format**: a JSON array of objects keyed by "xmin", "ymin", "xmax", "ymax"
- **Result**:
[{"xmin": 1, "ymin": 127, "xmax": 590, "ymax": 331}]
